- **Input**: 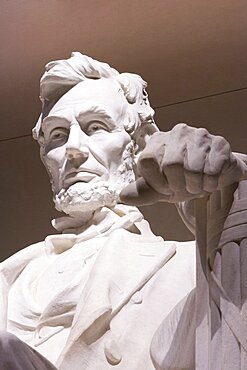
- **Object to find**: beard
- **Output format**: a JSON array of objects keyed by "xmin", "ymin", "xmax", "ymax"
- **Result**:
[
  {"xmin": 54, "ymin": 180, "xmax": 120, "ymax": 216},
  {"xmin": 53, "ymin": 141, "xmax": 136, "ymax": 217}
]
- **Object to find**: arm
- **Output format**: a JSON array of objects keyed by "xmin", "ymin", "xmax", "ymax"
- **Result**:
[{"xmin": 120, "ymin": 123, "xmax": 247, "ymax": 230}]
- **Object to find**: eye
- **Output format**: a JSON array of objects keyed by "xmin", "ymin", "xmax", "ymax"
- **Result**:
[
  {"xmin": 87, "ymin": 121, "xmax": 108, "ymax": 135},
  {"xmin": 50, "ymin": 128, "xmax": 69, "ymax": 141}
]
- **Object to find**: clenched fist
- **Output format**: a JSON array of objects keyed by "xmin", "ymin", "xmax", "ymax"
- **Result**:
[{"xmin": 120, "ymin": 123, "xmax": 247, "ymax": 205}]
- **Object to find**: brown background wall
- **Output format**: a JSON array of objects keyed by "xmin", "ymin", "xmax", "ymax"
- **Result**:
[{"xmin": 1, "ymin": 1, "xmax": 246, "ymax": 260}]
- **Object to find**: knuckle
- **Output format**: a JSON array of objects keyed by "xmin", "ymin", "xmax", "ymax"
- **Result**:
[
  {"xmin": 174, "ymin": 123, "xmax": 188, "ymax": 130},
  {"xmin": 147, "ymin": 131, "xmax": 166, "ymax": 147},
  {"xmin": 171, "ymin": 123, "xmax": 189, "ymax": 134},
  {"xmin": 212, "ymin": 135, "xmax": 231, "ymax": 154},
  {"xmin": 197, "ymin": 127, "xmax": 209, "ymax": 137},
  {"xmin": 163, "ymin": 151, "xmax": 184, "ymax": 167},
  {"xmin": 170, "ymin": 123, "xmax": 193, "ymax": 143}
]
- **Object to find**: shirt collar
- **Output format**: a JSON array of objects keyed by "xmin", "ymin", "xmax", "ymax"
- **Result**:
[{"xmin": 45, "ymin": 205, "xmax": 143, "ymax": 255}]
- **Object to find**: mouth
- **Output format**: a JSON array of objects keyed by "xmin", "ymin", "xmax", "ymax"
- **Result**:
[{"xmin": 63, "ymin": 171, "xmax": 99, "ymax": 189}]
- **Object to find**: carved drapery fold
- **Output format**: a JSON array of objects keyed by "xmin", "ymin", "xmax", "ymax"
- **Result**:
[{"xmin": 196, "ymin": 177, "xmax": 247, "ymax": 370}]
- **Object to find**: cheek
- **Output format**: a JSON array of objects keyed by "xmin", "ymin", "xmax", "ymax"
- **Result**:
[
  {"xmin": 92, "ymin": 132, "xmax": 131, "ymax": 167},
  {"xmin": 43, "ymin": 146, "xmax": 66, "ymax": 177}
]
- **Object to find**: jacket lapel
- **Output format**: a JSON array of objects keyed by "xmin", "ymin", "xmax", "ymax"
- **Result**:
[
  {"xmin": 0, "ymin": 241, "xmax": 45, "ymax": 330},
  {"xmin": 58, "ymin": 229, "xmax": 176, "ymax": 365}
]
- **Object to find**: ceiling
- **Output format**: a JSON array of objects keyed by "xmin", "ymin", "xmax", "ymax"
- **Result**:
[{"xmin": 1, "ymin": 0, "xmax": 246, "ymax": 260}]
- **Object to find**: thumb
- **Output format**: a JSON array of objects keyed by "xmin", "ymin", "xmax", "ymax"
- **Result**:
[{"xmin": 119, "ymin": 177, "xmax": 169, "ymax": 206}]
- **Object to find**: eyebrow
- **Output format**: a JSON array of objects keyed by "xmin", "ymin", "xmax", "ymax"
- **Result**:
[
  {"xmin": 41, "ymin": 116, "xmax": 70, "ymax": 133},
  {"xmin": 41, "ymin": 104, "xmax": 116, "ymax": 132},
  {"xmin": 77, "ymin": 105, "xmax": 116, "ymax": 129}
]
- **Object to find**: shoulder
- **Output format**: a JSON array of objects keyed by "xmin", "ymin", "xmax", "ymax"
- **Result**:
[{"xmin": 0, "ymin": 240, "xmax": 45, "ymax": 285}]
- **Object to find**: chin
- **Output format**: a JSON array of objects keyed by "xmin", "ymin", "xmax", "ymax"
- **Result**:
[{"xmin": 54, "ymin": 181, "xmax": 119, "ymax": 215}]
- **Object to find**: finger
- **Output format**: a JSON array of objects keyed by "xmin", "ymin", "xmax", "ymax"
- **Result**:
[
  {"xmin": 137, "ymin": 132, "xmax": 168, "ymax": 194},
  {"xmin": 205, "ymin": 135, "xmax": 231, "ymax": 175},
  {"xmin": 184, "ymin": 137, "xmax": 209, "ymax": 194},
  {"xmin": 119, "ymin": 177, "xmax": 170, "ymax": 206},
  {"xmin": 185, "ymin": 143, "xmax": 210, "ymax": 173},
  {"xmin": 184, "ymin": 131, "xmax": 213, "ymax": 193},
  {"xmin": 184, "ymin": 170, "xmax": 204, "ymax": 195},
  {"xmin": 203, "ymin": 174, "xmax": 219, "ymax": 193},
  {"xmin": 140, "ymin": 131, "xmax": 168, "ymax": 166},
  {"xmin": 139, "ymin": 156, "xmax": 171, "ymax": 195},
  {"xmin": 159, "ymin": 131, "xmax": 187, "ymax": 193},
  {"xmin": 162, "ymin": 164, "xmax": 186, "ymax": 192},
  {"xmin": 218, "ymin": 153, "xmax": 246, "ymax": 188}
]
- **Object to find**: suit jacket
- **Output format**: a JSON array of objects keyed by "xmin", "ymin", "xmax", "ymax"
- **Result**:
[{"xmin": 0, "ymin": 214, "xmax": 195, "ymax": 370}]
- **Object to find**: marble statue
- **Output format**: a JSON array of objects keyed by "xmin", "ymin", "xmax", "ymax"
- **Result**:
[{"xmin": 0, "ymin": 52, "xmax": 247, "ymax": 370}]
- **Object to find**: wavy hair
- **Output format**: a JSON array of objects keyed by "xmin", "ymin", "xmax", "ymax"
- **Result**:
[{"xmin": 33, "ymin": 52, "xmax": 158, "ymax": 149}]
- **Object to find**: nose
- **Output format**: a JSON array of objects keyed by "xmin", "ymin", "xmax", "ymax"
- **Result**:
[{"xmin": 66, "ymin": 123, "xmax": 89, "ymax": 165}]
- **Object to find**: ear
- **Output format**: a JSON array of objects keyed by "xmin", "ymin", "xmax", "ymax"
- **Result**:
[{"xmin": 32, "ymin": 114, "xmax": 42, "ymax": 141}]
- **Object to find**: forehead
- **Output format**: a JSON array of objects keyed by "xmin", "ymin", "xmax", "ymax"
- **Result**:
[{"xmin": 46, "ymin": 78, "xmax": 128, "ymax": 121}]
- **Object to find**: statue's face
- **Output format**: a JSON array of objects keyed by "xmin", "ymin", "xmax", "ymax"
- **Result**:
[{"xmin": 41, "ymin": 78, "xmax": 135, "ymax": 215}]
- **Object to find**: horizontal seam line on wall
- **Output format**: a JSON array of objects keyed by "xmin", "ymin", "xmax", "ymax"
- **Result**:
[
  {"xmin": 0, "ymin": 133, "xmax": 31, "ymax": 143},
  {"xmin": 154, "ymin": 86, "xmax": 247, "ymax": 110},
  {"xmin": 1, "ymin": 85, "xmax": 247, "ymax": 143}
]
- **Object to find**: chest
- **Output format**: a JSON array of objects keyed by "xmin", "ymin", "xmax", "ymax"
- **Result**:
[
  {"xmin": 33, "ymin": 254, "xmax": 86, "ymax": 308},
  {"xmin": 8, "ymin": 240, "xmax": 102, "ymax": 320},
  {"xmin": 59, "ymin": 247, "xmax": 196, "ymax": 370}
]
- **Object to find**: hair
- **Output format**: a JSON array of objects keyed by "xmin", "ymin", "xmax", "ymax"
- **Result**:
[{"xmin": 33, "ymin": 52, "xmax": 158, "ymax": 151}]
